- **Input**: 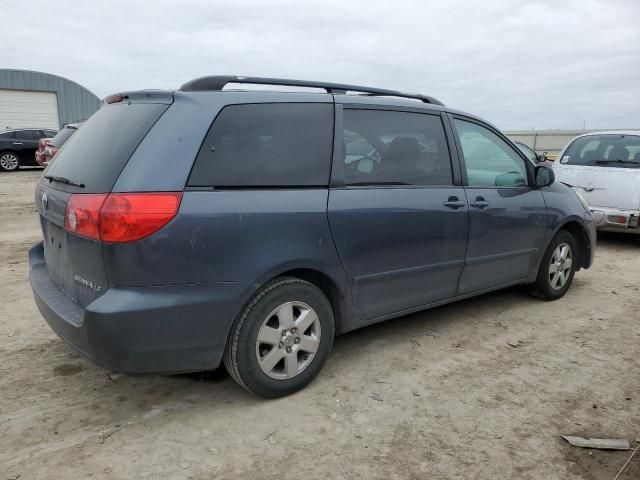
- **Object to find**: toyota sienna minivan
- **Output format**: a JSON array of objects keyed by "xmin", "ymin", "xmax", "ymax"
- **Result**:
[{"xmin": 30, "ymin": 76, "xmax": 596, "ymax": 397}]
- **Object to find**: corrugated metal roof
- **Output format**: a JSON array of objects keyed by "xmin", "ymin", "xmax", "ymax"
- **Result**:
[{"xmin": 0, "ymin": 69, "xmax": 100, "ymax": 129}]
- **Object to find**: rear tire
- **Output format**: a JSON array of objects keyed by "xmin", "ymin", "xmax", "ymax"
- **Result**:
[
  {"xmin": 0, "ymin": 151, "xmax": 20, "ymax": 172},
  {"xmin": 528, "ymin": 230, "xmax": 578, "ymax": 300},
  {"xmin": 224, "ymin": 277, "xmax": 335, "ymax": 398}
]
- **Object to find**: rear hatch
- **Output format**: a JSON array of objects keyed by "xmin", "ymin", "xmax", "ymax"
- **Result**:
[
  {"xmin": 554, "ymin": 133, "xmax": 640, "ymax": 210},
  {"xmin": 554, "ymin": 164, "xmax": 640, "ymax": 210},
  {"xmin": 36, "ymin": 93, "xmax": 172, "ymax": 307}
]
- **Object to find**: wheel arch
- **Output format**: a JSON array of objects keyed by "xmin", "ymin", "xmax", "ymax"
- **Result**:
[
  {"xmin": 0, "ymin": 149, "xmax": 21, "ymax": 159},
  {"xmin": 246, "ymin": 263, "xmax": 359, "ymax": 337},
  {"xmin": 555, "ymin": 219, "xmax": 592, "ymax": 270}
]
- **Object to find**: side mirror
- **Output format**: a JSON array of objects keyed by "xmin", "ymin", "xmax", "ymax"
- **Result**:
[
  {"xmin": 536, "ymin": 151, "xmax": 548, "ymax": 163},
  {"xmin": 535, "ymin": 165, "xmax": 555, "ymax": 187}
]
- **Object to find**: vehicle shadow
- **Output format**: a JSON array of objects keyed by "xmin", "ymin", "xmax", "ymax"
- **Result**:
[
  {"xmin": 179, "ymin": 285, "xmax": 534, "ymax": 388},
  {"xmin": 596, "ymin": 230, "xmax": 640, "ymax": 249}
]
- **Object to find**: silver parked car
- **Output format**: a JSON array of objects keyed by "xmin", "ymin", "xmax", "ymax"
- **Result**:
[{"xmin": 553, "ymin": 131, "xmax": 640, "ymax": 233}]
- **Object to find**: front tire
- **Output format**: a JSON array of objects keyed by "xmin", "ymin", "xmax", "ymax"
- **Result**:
[
  {"xmin": 224, "ymin": 277, "xmax": 335, "ymax": 398},
  {"xmin": 528, "ymin": 230, "xmax": 578, "ymax": 300},
  {"xmin": 0, "ymin": 152, "xmax": 20, "ymax": 172}
]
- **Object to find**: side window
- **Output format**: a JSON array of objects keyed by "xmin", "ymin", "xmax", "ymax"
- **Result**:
[
  {"xmin": 15, "ymin": 130, "xmax": 40, "ymax": 141},
  {"xmin": 454, "ymin": 119, "xmax": 528, "ymax": 187},
  {"xmin": 0, "ymin": 131, "xmax": 14, "ymax": 139},
  {"xmin": 188, "ymin": 103, "xmax": 334, "ymax": 187},
  {"xmin": 15, "ymin": 130, "xmax": 32, "ymax": 140},
  {"xmin": 342, "ymin": 109, "xmax": 452, "ymax": 186}
]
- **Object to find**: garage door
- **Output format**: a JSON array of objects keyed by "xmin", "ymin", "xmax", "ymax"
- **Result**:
[{"xmin": 0, "ymin": 89, "xmax": 60, "ymax": 130}]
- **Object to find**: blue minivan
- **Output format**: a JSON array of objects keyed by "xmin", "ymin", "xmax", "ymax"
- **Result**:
[{"xmin": 30, "ymin": 76, "xmax": 595, "ymax": 397}]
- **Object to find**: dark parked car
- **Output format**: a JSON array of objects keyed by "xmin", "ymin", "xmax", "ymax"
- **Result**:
[
  {"xmin": 0, "ymin": 128, "xmax": 57, "ymax": 171},
  {"xmin": 29, "ymin": 76, "xmax": 596, "ymax": 397},
  {"xmin": 35, "ymin": 124, "xmax": 80, "ymax": 166}
]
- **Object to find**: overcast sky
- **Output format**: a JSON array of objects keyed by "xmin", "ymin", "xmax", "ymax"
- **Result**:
[{"xmin": 2, "ymin": 0, "xmax": 639, "ymax": 130}]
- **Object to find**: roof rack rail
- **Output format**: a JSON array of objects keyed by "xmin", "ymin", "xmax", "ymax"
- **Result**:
[{"xmin": 178, "ymin": 75, "xmax": 444, "ymax": 106}]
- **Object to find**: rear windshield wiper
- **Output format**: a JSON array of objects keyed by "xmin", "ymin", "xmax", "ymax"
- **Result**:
[
  {"xmin": 595, "ymin": 159, "xmax": 639, "ymax": 165},
  {"xmin": 44, "ymin": 175, "xmax": 85, "ymax": 188}
]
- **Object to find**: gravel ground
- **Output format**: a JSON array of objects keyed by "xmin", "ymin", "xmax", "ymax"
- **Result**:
[{"xmin": 1, "ymin": 170, "xmax": 638, "ymax": 480}]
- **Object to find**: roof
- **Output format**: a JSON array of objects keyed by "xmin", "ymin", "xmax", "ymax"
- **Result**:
[{"xmin": 574, "ymin": 130, "xmax": 640, "ymax": 136}]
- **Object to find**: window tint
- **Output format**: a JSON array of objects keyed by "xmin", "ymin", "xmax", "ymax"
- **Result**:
[
  {"xmin": 342, "ymin": 109, "xmax": 452, "ymax": 186},
  {"xmin": 45, "ymin": 103, "xmax": 168, "ymax": 192},
  {"xmin": 454, "ymin": 119, "xmax": 528, "ymax": 187},
  {"xmin": 0, "ymin": 131, "xmax": 14, "ymax": 139},
  {"xmin": 561, "ymin": 134, "xmax": 640, "ymax": 168},
  {"xmin": 189, "ymin": 103, "xmax": 333, "ymax": 187},
  {"xmin": 15, "ymin": 130, "xmax": 40, "ymax": 140}
]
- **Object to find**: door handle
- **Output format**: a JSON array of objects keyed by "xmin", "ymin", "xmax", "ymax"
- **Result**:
[
  {"xmin": 443, "ymin": 196, "xmax": 466, "ymax": 209},
  {"xmin": 470, "ymin": 196, "xmax": 489, "ymax": 209},
  {"xmin": 12, "ymin": 142, "xmax": 23, "ymax": 145}
]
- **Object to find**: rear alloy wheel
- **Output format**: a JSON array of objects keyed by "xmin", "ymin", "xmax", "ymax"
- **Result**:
[
  {"xmin": 528, "ymin": 230, "xmax": 578, "ymax": 300},
  {"xmin": 0, "ymin": 152, "xmax": 20, "ymax": 172},
  {"xmin": 255, "ymin": 301, "xmax": 322, "ymax": 380},
  {"xmin": 224, "ymin": 277, "xmax": 334, "ymax": 397}
]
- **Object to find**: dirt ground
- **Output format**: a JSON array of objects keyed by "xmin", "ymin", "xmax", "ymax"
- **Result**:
[{"xmin": 1, "ymin": 169, "xmax": 638, "ymax": 480}]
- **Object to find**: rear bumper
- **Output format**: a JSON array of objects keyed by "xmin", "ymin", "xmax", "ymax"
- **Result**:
[
  {"xmin": 29, "ymin": 241, "xmax": 247, "ymax": 373},
  {"xmin": 589, "ymin": 206, "xmax": 640, "ymax": 232}
]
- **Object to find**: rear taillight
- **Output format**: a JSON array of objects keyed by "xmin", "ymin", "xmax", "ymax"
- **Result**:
[
  {"xmin": 607, "ymin": 215, "xmax": 628, "ymax": 225},
  {"xmin": 65, "ymin": 194, "xmax": 105, "ymax": 240},
  {"xmin": 64, "ymin": 193, "xmax": 182, "ymax": 243}
]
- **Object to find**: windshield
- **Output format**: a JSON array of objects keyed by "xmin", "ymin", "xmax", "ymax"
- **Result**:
[{"xmin": 561, "ymin": 134, "xmax": 640, "ymax": 168}]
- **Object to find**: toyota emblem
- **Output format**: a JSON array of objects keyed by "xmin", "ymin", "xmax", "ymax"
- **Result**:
[{"xmin": 41, "ymin": 192, "xmax": 48, "ymax": 210}]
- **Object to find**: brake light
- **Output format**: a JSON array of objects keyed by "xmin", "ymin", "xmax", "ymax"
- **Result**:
[
  {"xmin": 105, "ymin": 94, "xmax": 125, "ymax": 104},
  {"xmin": 64, "ymin": 193, "xmax": 182, "ymax": 243},
  {"xmin": 65, "ymin": 194, "xmax": 106, "ymax": 240}
]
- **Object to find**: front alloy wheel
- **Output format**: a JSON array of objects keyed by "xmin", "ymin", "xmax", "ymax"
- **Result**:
[
  {"xmin": 528, "ymin": 230, "xmax": 578, "ymax": 300},
  {"xmin": 0, "ymin": 152, "xmax": 20, "ymax": 172},
  {"xmin": 549, "ymin": 243, "xmax": 573, "ymax": 290}
]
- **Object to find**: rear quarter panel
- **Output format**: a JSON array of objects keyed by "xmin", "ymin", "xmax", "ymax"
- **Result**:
[
  {"xmin": 107, "ymin": 92, "xmax": 361, "ymax": 333},
  {"xmin": 102, "ymin": 190, "xmax": 360, "ymax": 333}
]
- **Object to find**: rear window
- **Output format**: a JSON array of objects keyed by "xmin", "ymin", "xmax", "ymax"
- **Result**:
[
  {"xmin": 45, "ymin": 103, "xmax": 169, "ymax": 192},
  {"xmin": 188, "ymin": 103, "xmax": 333, "ymax": 187},
  {"xmin": 49, "ymin": 126, "xmax": 77, "ymax": 148},
  {"xmin": 561, "ymin": 134, "xmax": 640, "ymax": 168}
]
